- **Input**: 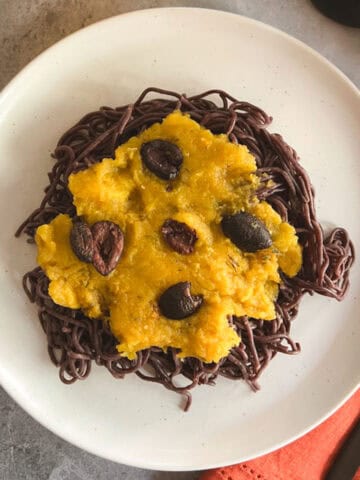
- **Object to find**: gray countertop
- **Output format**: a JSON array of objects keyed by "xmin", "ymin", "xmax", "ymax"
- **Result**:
[{"xmin": 0, "ymin": 1, "xmax": 359, "ymax": 479}]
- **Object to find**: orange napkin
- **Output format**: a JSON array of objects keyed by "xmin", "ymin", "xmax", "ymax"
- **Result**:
[{"xmin": 200, "ymin": 389, "xmax": 360, "ymax": 480}]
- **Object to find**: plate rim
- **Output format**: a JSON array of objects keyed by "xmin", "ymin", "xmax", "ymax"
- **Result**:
[
  {"xmin": 0, "ymin": 7, "xmax": 359, "ymax": 471},
  {"xmin": 1, "ymin": 7, "xmax": 359, "ymax": 99}
]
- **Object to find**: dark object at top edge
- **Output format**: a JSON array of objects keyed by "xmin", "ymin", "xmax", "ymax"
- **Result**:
[{"xmin": 311, "ymin": 0, "xmax": 360, "ymax": 27}]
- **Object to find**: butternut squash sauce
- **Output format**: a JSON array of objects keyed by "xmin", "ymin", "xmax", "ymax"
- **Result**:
[{"xmin": 36, "ymin": 112, "xmax": 302, "ymax": 363}]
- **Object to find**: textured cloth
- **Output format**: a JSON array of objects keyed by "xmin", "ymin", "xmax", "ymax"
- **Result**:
[{"xmin": 200, "ymin": 389, "xmax": 360, "ymax": 480}]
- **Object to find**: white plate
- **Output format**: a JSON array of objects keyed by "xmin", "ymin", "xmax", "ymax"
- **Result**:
[{"xmin": 0, "ymin": 7, "xmax": 359, "ymax": 471}]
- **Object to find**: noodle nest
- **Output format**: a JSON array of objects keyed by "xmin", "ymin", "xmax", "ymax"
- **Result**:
[{"xmin": 16, "ymin": 88, "xmax": 354, "ymax": 410}]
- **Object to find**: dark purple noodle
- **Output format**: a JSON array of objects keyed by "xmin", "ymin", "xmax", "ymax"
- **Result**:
[{"xmin": 16, "ymin": 88, "xmax": 354, "ymax": 411}]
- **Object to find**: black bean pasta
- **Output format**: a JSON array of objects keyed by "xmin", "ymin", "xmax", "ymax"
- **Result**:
[{"xmin": 16, "ymin": 88, "xmax": 354, "ymax": 410}]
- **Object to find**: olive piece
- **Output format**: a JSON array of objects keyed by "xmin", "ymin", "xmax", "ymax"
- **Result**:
[
  {"xmin": 91, "ymin": 221, "xmax": 124, "ymax": 276},
  {"xmin": 221, "ymin": 212, "xmax": 272, "ymax": 253},
  {"xmin": 140, "ymin": 139, "xmax": 183, "ymax": 180},
  {"xmin": 158, "ymin": 282, "xmax": 203, "ymax": 320},
  {"xmin": 161, "ymin": 219, "xmax": 198, "ymax": 255},
  {"xmin": 70, "ymin": 221, "xmax": 94, "ymax": 263}
]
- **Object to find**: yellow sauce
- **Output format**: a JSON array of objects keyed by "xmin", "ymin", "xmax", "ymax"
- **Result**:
[{"xmin": 35, "ymin": 112, "xmax": 302, "ymax": 363}]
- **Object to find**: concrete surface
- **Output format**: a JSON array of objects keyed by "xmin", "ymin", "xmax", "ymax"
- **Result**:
[{"xmin": 0, "ymin": 1, "xmax": 358, "ymax": 479}]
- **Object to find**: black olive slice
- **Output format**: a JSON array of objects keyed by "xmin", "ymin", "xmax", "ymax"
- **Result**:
[
  {"xmin": 221, "ymin": 212, "xmax": 272, "ymax": 253},
  {"xmin": 161, "ymin": 219, "xmax": 197, "ymax": 254},
  {"xmin": 91, "ymin": 221, "xmax": 124, "ymax": 276},
  {"xmin": 140, "ymin": 140, "xmax": 183, "ymax": 180},
  {"xmin": 158, "ymin": 282, "xmax": 203, "ymax": 320},
  {"xmin": 70, "ymin": 221, "xmax": 94, "ymax": 263}
]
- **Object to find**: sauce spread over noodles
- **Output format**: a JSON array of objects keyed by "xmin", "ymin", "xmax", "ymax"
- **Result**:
[{"xmin": 35, "ymin": 112, "xmax": 301, "ymax": 363}]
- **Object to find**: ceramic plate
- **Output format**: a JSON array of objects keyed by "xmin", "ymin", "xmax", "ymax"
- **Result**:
[{"xmin": 0, "ymin": 8, "xmax": 359, "ymax": 471}]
